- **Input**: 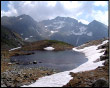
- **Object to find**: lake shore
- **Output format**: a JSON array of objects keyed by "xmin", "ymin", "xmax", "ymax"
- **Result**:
[
  {"xmin": 1, "ymin": 50, "xmax": 58, "ymax": 87},
  {"xmin": 22, "ymin": 39, "xmax": 108, "ymax": 87},
  {"xmin": 1, "ymin": 39, "xmax": 108, "ymax": 87}
]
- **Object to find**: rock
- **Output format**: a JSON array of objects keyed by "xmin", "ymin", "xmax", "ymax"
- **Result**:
[
  {"xmin": 103, "ymin": 59, "xmax": 108, "ymax": 66},
  {"xmin": 29, "ymin": 62, "xmax": 32, "ymax": 64},
  {"xmin": 39, "ymin": 62, "xmax": 42, "ymax": 63},
  {"xmin": 16, "ymin": 62, "xmax": 20, "ymax": 64},
  {"xmin": 29, "ymin": 73, "xmax": 32, "ymax": 76},
  {"xmin": 93, "ymin": 58, "xmax": 100, "ymax": 63},
  {"xmin": 33, "ymin": 61, "xmax": 37, "ymax": 64},
  {"xmin": 100, "ymin": 55, "xmax": 107, "ymax": 61},
  {"xmin": 92, "ymin": 78, "xmax": 108, "ymax": 87},
  {"xmin": 24, "ymin": 75, "xmax": 28, "ymax": 79},
  {"xmin": 15, "ymin": 82, "xmax": 22, "ymax": 87},
  {"xmin": 1, "ymin": 84, "xmax": 7, "ymax": 87},
  {"xmin": 26, "ymin": 52, "xmax": 34, "ymax": 55},
  {"xmin": 14, "ymin": 53, "xmax": 20, "ymax": 56},
  {"xmin": 8, "ymin": 62, "xmax": 12, "ymax": 65},
  {"xmin": 5, "ymin": 81, "xmax": 14, "ymax": 87},
  {"xmin": 46, "ymin": 73, "xmax": 51, "ymax": 76}
]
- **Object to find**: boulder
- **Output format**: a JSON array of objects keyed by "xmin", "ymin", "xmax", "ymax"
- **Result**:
[
  {"xmin": 1, "ymin": 84, "xmax": 7, "ymax": 87},
  {"xmin": 33, "ymin": 61, "xmax": 37, "ymax": 64},
  {"xmin": 103, "ymin": 59, "xmax": 108, "ymax": 66},
  {"xmin": 100, "ymin": 55, "xmax": 108, "ymax": 61},
  {"xmin": 92, "ymin": 78, "xmax": 108, "ymax": 87},
  {"xmin": 39, "ymin": 62, "xmax": 42, "ymax": 63},
  {"xmin": 8, "ymin": 63, "xmax": 12, "ymax": 65}
]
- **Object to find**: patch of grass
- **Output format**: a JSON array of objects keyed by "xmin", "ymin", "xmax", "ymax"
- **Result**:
[
  {"xmin": 45, "ymin": 40, "xmax": 72, "ymax": 45},
  {"xmin": 20, "ymin": 40, "xmax": 74, "ymax": 51}
]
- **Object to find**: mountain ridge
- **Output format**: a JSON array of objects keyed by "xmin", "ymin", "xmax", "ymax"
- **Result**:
[{"xmin": 1, "ymin": 14, "xmax": 108, "ymax": 46}]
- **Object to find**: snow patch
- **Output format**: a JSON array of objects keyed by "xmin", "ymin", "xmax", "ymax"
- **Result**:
[
  {"xmin": 79, "ymin": 26, "xmax": 87, "ymax": 32},
  {"xmin": 25, "ymin": 38, "xmax": 29, "ymax": 40},
  {"xmin": 9, "ymin": 47, "xmax": 21, "ymax": 51},
  {"xmin": 21, "ymin": 33, "xmax": 23, "ymax": 35},
  {"xmin": 45, "ymin": 29, "xmax": 48, "ymax": 31},
  {"xmin": 71, "ymin": 26, "xmax": 87, "ymax": 35},
  {"xmin": 53, "ymin": 21, "xmax": 65, "ymax": 29},
  {"xmin": 30, "ymin": 36, "xmax": 33, "ymax": 38},
  {"xmin": 56, "ymin": 25, "xmax": 63, "ymax": 29},
  {"xmin": 44, "ymin": 47, "xmax": 55, "ymax": 51},
  {"xmin": 101, "ymin": 40, "xmax": 108, "ymax": 45},
  {"xmin": 19, "ymin": 18, "xmax": 23, "ymax": 20},
  {"xmin": 51, "ymin": 31, "xmax": 58, "ymax": 34},
  {"xmin": 87, "ymin": 32, "xmax": 92, "ymax": 36}
]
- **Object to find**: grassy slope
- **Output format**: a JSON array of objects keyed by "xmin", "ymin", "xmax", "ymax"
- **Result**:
[
  {"xmin": 1, "ymin": 25, "xmax": 24, "ymax": 50},
  {"xmin": 20, "ymin": 40, "xmax": 74, "ymax": 51}
]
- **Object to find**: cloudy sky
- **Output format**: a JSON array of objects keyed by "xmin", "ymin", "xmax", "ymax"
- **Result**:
[{"xmin": 1, "ymin": 1, "xmax": 108, "ymax": 25}]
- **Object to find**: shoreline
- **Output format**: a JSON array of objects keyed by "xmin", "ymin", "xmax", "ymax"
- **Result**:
[
  {"xmin": 22, "ymin": 40, "xmax": 108, "ymax": 87},
  {"xmin": 1, "ymin": 39, "xmax": 108, "ymax": 87}
]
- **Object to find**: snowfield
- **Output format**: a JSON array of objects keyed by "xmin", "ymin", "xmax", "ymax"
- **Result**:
[
  {"xmin": 9, "ymin": 47, "xmax": 21, "ymax": 51},
  {"xmin": 44, "ymin": 47, "xmax": 55, "ymax": 51},
  {"xmin": 22, "ymin": 40, "xmax": 108, "ymax": 87},
  {"xmin": 25, "ymin": 38, "xmax": 29, "ymax": 40}
]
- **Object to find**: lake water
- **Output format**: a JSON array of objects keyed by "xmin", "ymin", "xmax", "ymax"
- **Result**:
[{"xmin": 10, "ymin": 50, "xmax": 88, "ymax": 72}]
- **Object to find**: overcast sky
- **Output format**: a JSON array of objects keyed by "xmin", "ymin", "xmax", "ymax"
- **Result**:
[{"xmin": 1, "ymin": 1, "xmax": 108, "ymax": 25}]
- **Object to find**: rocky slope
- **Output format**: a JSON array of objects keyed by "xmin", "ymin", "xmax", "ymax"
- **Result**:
[
  {"xmin": 1, "ymin": 14, "xmax": 45, "ymax": 42},
  {"xmin": 1, "ymin": 25, "xmax": 24, "ymax": 50}
]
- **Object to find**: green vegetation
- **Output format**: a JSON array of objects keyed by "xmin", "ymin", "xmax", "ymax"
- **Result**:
[
  {"xmin": 21, "ymin": 40, "xmax": 74, "ymax": 51},
  {"xmin": 45, "ymin": 40, "xmax": 72, "ymax": 45}
]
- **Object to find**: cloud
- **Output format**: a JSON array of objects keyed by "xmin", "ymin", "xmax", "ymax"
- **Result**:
[
  {"xmin": 94, "ymin": 1, "xmax": 108, "ymax": 7},
  {"xmin": 1, "ymin": 1, "xmax": 108, "ymax": 25},
  {"xmin": 78, "ymin": 19, "xmax": 89, "ymax": 25},
  {"xmin": 91, "ymin": 10, "xmax": 108, "ymax": 25},
  {"xmin": 1, "ymin": 1, "xmax": 18, "ymax": 17}
]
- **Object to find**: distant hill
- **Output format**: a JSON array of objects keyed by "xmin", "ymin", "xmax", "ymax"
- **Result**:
[
  {"xmin": 1, "ymin": 14, "xmax": 46, "ymax": 42},
  {"xmin": 21, "ymin": 40, "xmax": 74, "ymax": 51},
  {"xmin": 1, "ymin": 25, "xmax": 24, "ymax": 50}
]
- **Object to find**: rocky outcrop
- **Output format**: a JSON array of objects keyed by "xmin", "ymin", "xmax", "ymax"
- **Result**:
[{"xmin": 92, "ymin": 78, "xmax": 108, "ymax": 87}]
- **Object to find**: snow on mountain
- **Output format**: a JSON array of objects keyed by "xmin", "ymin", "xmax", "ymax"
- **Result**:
[
  {"xmin": 19, "ymin": 18, "xmax": 23, "ymax": 20},
  {"xmin": 79, "ymin": 26, "xmax": 87, "ymax": 32},
  {"xmin": 51, "ymin": 31, "xmax": 58, "ymax": 34},
  {"xmin": 9, "ymin": 47, "xmax": 21, "ymax": 51},
  {"xmin": 87, "ymin": 32, "xmax": 92, "ymax": 36},
  {"xmin": 1, "ymin": 15, "xmax": 108, "ymax": 46},
  {"xmin": 25, "ymin": 38, "xmax": 29, "ymax": 40},
  {"xmin": 30, "ymin": 36, "xmax": 33, "ymax": 37},
  {"xmin": 71, "ymin": 26, "xmax": 87, "ymax": 35},
  {"xmin": 21, "ymin": 33, "xmax": 23, "ymax": 35}
]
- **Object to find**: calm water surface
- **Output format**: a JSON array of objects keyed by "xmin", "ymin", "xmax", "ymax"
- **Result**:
[{"xmin": 11, "ymin": 50, "xmax": 88, "ymax": 72}]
